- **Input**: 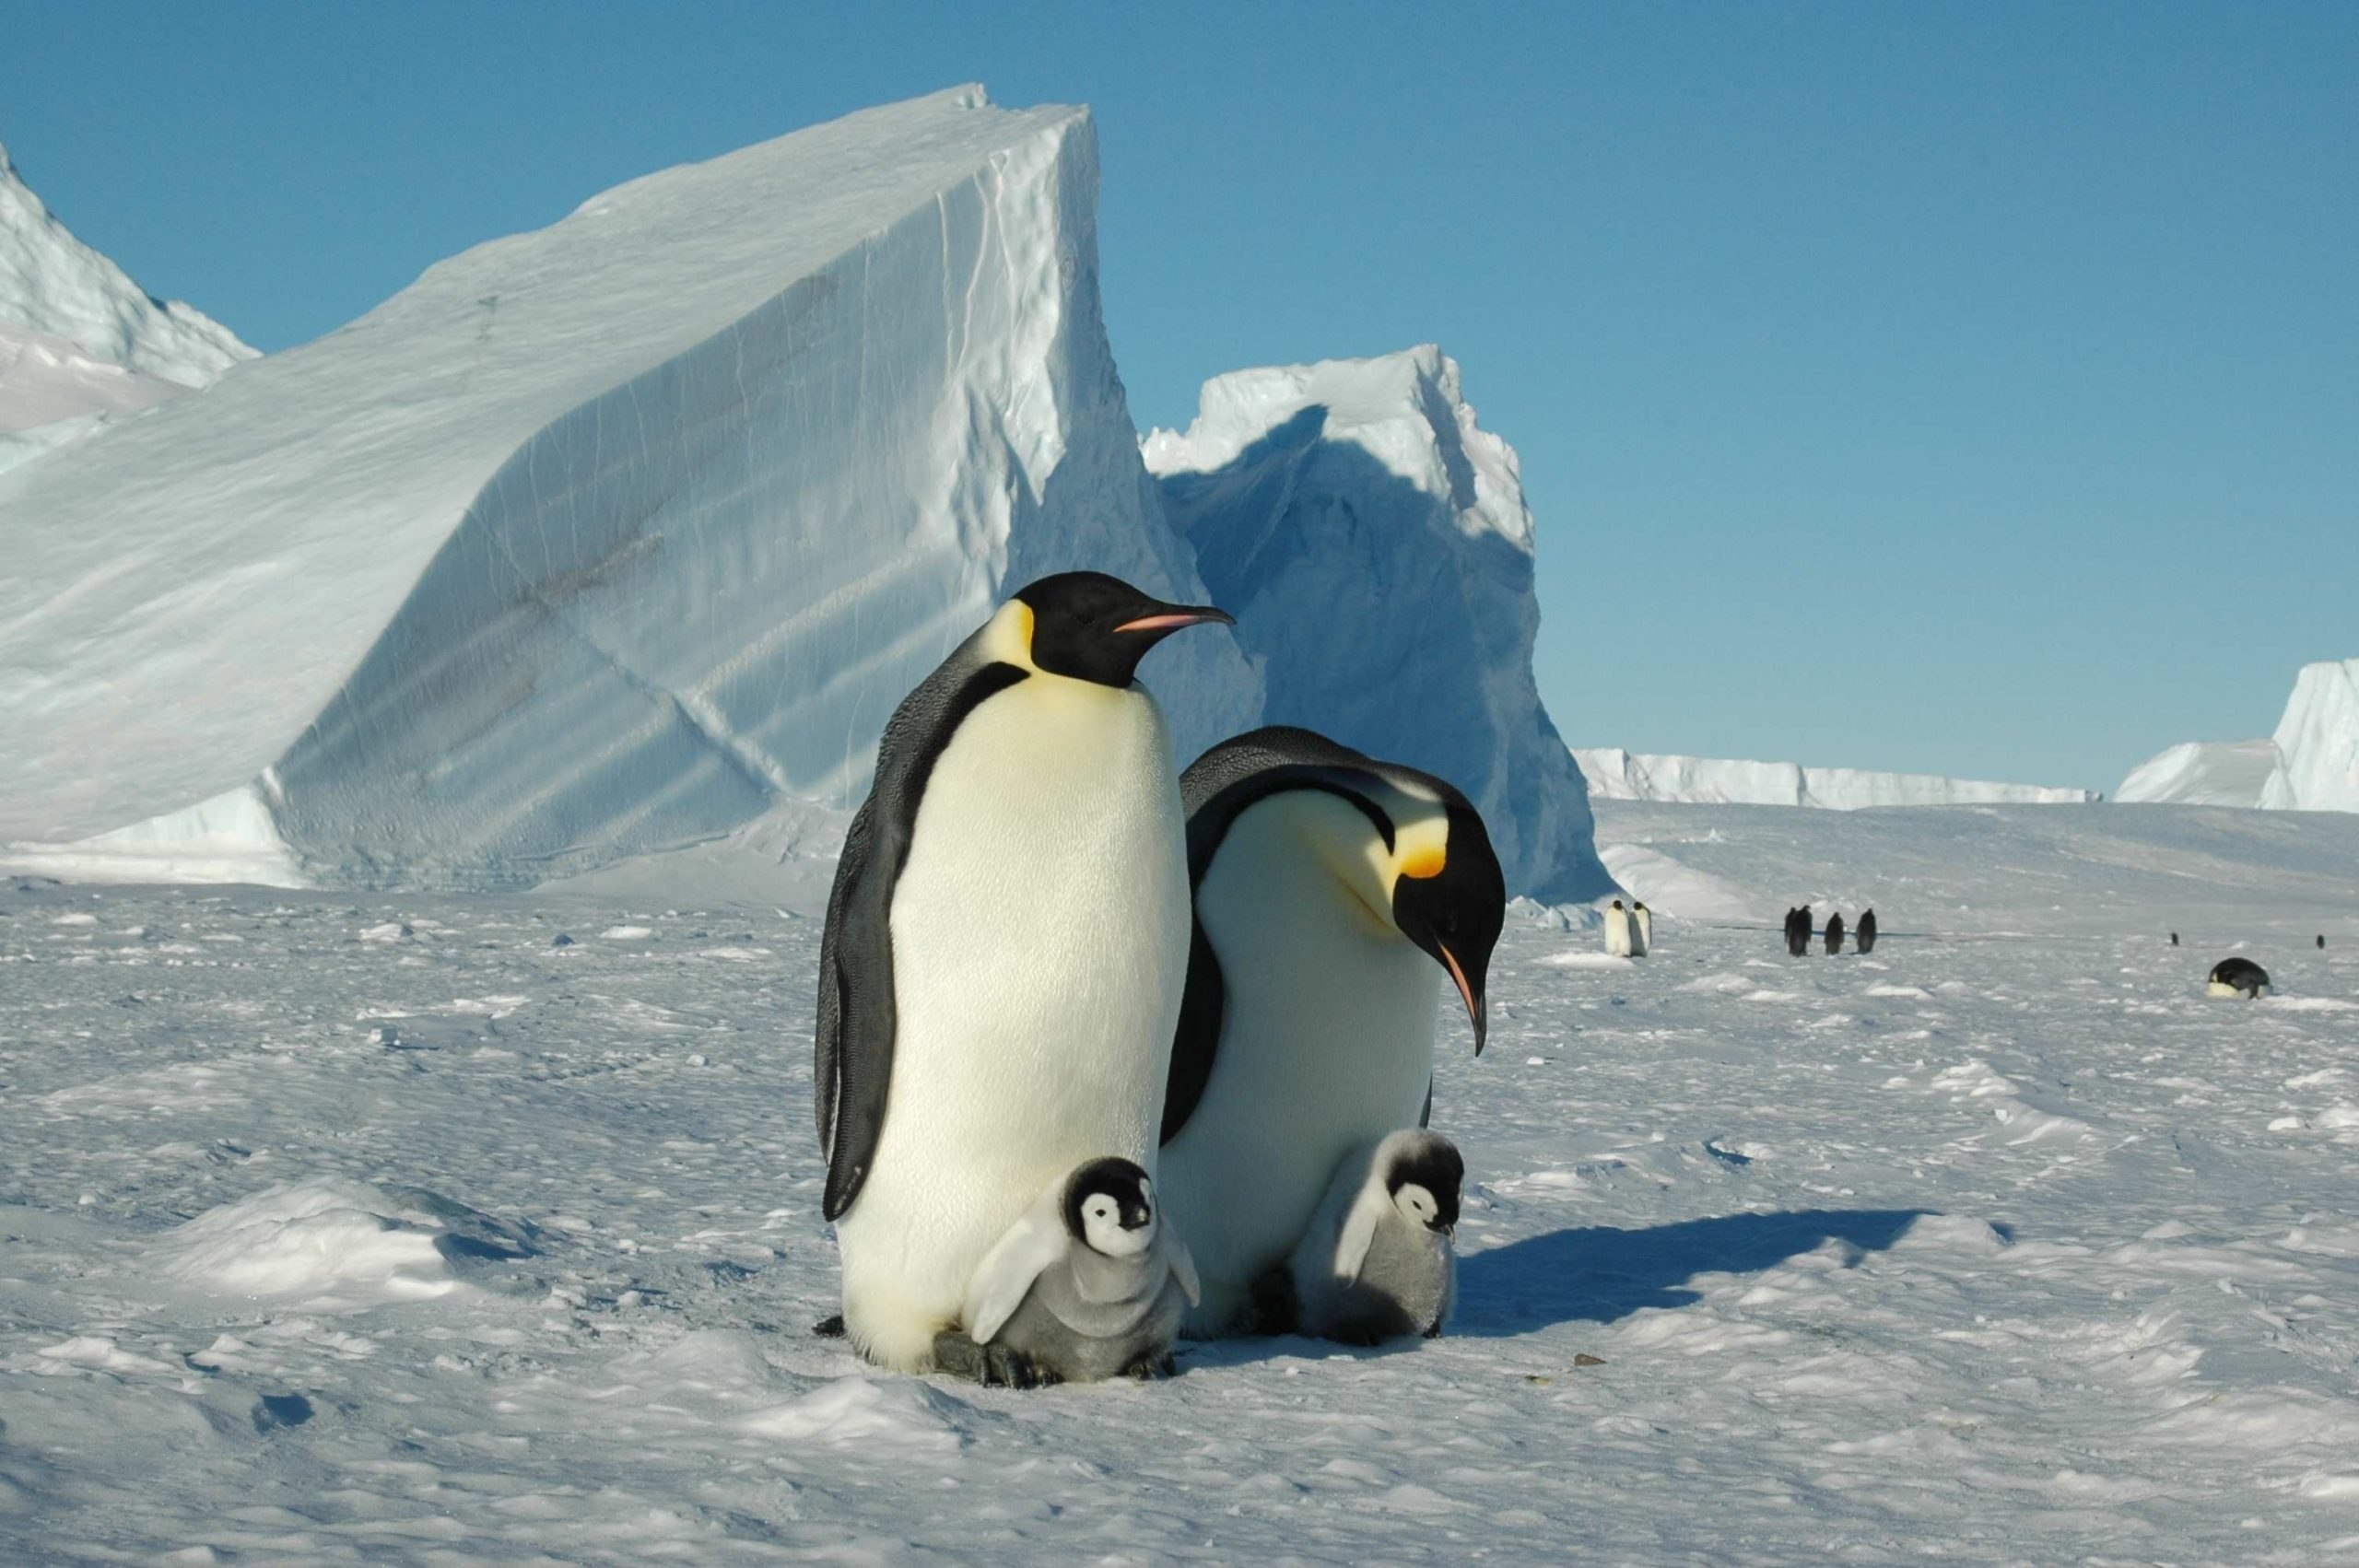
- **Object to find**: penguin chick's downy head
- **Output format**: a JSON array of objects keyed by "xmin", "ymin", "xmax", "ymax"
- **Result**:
[
  {"xmin": 1064, "ymin": 1156, "xmax": 1158, "ymax": 1257},
  {"xmin": 1382, "ymin": 1132, "xmax": 1464, "ymax": 1234},
  {"xmin": 1386, "ymin": 795, "xmax": 1507, "ymax": 1056},
  {"xmin": 1007, "ymin": 571, "xmax": 1232, "ymax": 689}
]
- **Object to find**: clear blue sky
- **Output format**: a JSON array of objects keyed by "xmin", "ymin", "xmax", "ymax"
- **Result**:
[{"xmin": 6, "ymin": 1, "xmax": 2352, "ymax": 791}]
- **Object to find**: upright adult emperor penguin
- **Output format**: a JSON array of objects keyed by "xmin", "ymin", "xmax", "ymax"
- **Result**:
[
  {"xmin": 1156, "ymin": 727, "xmax": 1505, "ymax": 1336},
  {"xmin": 1602, "ymin": 899, "xmax": 1633, "ymax": 957},
  {"xmin": 1630, "ymin": 900, "xmax": 1653, "ymax": 956},
  {"xmin": 816, "ymin": 571, "xmax": 1232, "ymax": 1372}
]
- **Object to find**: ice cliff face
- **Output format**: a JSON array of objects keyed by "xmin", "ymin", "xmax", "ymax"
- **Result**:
[
  {"xmin": 2121, "ymin": 661, "xmax": 2359, "ymax": 813},
  {"xmin": 0, "ymin": 144, "xmax": 254, "ymax": 470},
  {"xmin": 1575, "ymin": 749, "xmax": 2099, "ymax": 808},
  {"xmin": 1144, "ymin": 345, "xmax": 1612, "ymax": 904},
  {"xmin": 0, "ymin": 88, "xmax": 1258, "ymax": 885},
  {"xmin": 2258, "ymin": 661, "xmax": 2359, "ymax": 813}
]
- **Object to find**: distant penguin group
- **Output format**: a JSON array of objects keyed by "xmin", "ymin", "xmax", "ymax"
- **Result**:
[
  {"xmin": 1602, "ymin": 897, "xmax": 1650, "ymax": 957},
  {"xmin": 814, "ymin": 573, "xmax": 1498, "ymax": 1384},
  {"xmin": 1784, "ymin": 906, "xmax": 1874, "ymax": 956}
]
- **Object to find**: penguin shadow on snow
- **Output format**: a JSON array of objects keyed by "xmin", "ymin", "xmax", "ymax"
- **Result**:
[{"xmin": 1452, "ymin": 1208, "xmax": 1928, "ymax": 1334}]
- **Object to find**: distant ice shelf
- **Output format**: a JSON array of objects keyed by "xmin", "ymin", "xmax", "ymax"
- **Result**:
[{"xmin": 1573, "ymin": 748, "xmax": 2099, "ymax": 809}]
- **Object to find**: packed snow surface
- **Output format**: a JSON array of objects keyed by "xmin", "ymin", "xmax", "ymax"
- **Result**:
[
  {"xmin": 6, "ymin": 800, "xmax": 2359, "ymax": 1561},
  {"xmin": 2118, "ymin": 660, "xmax": 2359, "ymax": 813},
  {"xmin": 1576, "ymin": 747, "xmax": 2099, "ymax": 808},
  {"xmin": 1145, "ymin": 345, "xmax": 1610, "ymax": 902},
  {"xmin": 0, "ymin": 88, "xmax": 1256, "ymax": 883}
]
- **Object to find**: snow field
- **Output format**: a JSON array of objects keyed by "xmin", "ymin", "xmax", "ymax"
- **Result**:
[{"xmin": 6, "ymin": 814, "xmax": 2359, "ymax": 1561}]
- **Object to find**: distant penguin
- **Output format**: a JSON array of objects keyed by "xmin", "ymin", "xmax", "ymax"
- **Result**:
[
  {"xmin": 2206, "ymin": 957, "xmax": 2271, "ymax": 999},
  {"xmin": 1631, "ymin": 901, "xmax": 1653, "ymax": 956},
  {"xmin": 931, "ymin": 1157, "xmax": 1200, "ymax": 1387},
  {"xmin": 2170, "ymin": 931, "xmax": 2180, "ymax": 947},
  {"xmin": 1156, "ymin": 727, "xmax": 1505, "ymax": 1339},
  {"xmin": 1825, "ymin": 912, "xmax": 1846, "ymax": 955},
  {"xmin": 1604, "ymin": 898, "xmax": 1633, "ymax": 956},
  {"xmin": 815, "ymin": 571, "xmax": 1233, "ymax": 1372},
  {"xmin": 1856, "ymin": 908, "xmax": 1877, "ymax": 954},
  {"xmin": 1281, "ymin": 1130, "xmax": 1462, "ymax": 1345}
]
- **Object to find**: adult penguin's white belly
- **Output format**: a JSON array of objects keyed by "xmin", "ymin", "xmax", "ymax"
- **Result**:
[
  {"xmin": 833, "ymin": 676, "xmax": 1190, "ymax": 1371},
  {"xmin": 1157, "ymin": 794, "xmax": 1443, "ymax": 1334}
]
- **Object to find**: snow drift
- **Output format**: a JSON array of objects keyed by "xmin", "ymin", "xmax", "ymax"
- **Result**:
[
  {"xmin": 1573, "ymin": 748, "xmax": 2099, "ymax": 808},
  {"xmin": 2117, "ymin": 660, "xmax": 2359, "ymax": 813},
  {"xmin": 0, "ymin": 142, "xmax": 252, "ymax": 472},
  {"xmin": 0, "ymin": 88, "xmax": 1258, "ymax": 886},
  {"xmin": 1144, "ymin": 345, "xmax": 1612, "ymax": 903}
]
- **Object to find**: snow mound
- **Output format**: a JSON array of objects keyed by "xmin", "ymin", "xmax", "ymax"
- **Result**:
[
  {"xmin": 1599, "ymin": 841, "xmax": 1769, "ymax": 922},
  {"xmin": 2114, "ymin": 739, "xmax": 2283, "ymax": 807},
  {"xmin": 741, "ymin": 1375, "xmax": 970, "ymax": 1455},
  {"xmin": 1574, "ymin": 748, "xmax": 2098, "ymax": 808},
  {"xmin": 0, "ymin": 143, "xmax": 252, "ymax": 389},
  {"xmin": 153, "ymin": 1178, "xmax": 484, "ymax": 1308},
  {"xmin": 0, "ymin": 88, "xmax": 1256, "ymax": 886},
  {"xmin": 2118, "ymin": 660, "xmax": 2359, "ymax": 813},
  {"xmin": 1144, "ymin": 345, "xmax": 1609, "ymax": 902}
]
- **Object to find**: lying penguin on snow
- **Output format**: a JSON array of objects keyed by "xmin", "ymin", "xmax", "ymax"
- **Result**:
[
  {"xmin": 1258, "ymin": 1130, "xmax": 1464, "ymax": 1345},
  {"xmin": 2207, "ymin": 957, "xmax": 2271, "ymax": 1000},
  {"xmin": 930, "ymin": 1157, "xmax": 1199, "ymax": 1387}
]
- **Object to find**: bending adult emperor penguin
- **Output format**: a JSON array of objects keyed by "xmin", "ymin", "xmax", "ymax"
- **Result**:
[
  {"xmin": 816, "ymin": 571, "xmax": 1233, "ymax": 1372},
  {"xmin": 1156, "ymin": 726, "xmax": 1506, "ymax": 1337}
]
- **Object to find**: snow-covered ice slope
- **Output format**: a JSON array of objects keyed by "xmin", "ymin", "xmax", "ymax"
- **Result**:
[
  {"xmin": 2115, "ymin": 737, "xmax": 2284, "ymax": 807},
  {"xmin": 2118, "ymin": 659, "xmax": 2359, "ymax": 813},
  {"xmin": 0, "ymin": 88, "xmax": 1256, "ymax": 885},
  {"xmin": 1144, "ymin": 345, "xmax": 1610, "ymax": 902},
  {"xmin": 6, "ymin": 806, "xmax": 2359, "ymax": 1561},
  {"xmin": 1575, "ymin": 746, "xmax": 2099, "ymax": 808},
  {"xmin": 0, "ymin": 144, "xmax": 254, "ymax": 472}
]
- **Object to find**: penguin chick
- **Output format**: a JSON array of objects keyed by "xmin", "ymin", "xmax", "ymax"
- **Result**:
[
  {"xmin": 1286, "ymin": 1130, "xmax": 1463, "ymax": 1345},
  {"xmin": 932, "ymin": 1157, "xmax": 1200, "ymax": 1387}
]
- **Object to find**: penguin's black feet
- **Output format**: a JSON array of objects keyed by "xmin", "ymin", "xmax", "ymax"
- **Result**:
[
  {"xmin": 812, "ymin": 1313, "xmax": 847, "ymax": 1339},
  {"xmin": 931, "ymin": 1331, "xmax": 1061, "ymax": 1389},
  {"xmin": 1121, "ymin": 1351, "xmax": 1178, "ymax": 1381}
]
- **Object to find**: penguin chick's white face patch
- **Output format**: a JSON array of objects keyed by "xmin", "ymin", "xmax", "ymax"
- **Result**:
[
  {"xmin": 1081, "ymin": 1192, "xmax": 1154, "ymax": 1258},
  {"xmin": 1393, "ymin": 1182, "xmax": 1441, "ymax": 1229}
]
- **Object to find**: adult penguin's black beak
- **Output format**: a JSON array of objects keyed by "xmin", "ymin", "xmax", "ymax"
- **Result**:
[{"xmin": 1438, "ymin": 942, "xmax": 1486, "ymax": 1056}]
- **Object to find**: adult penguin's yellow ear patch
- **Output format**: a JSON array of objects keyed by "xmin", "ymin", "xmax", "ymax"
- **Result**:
[{"xmin": 1401, "ymin": 846, "xmax": 1447, "ymax": 881}]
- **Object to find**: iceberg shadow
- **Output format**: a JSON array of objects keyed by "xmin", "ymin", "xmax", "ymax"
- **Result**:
[{"xmin": 1453, "ymin": 1207, "xmax": 1928, "ymax": 1335}]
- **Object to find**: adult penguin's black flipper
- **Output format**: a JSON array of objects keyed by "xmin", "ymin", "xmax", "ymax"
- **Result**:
[{"xmin": 816, "ymin": 655, "xmax": 1028, "ymax": 1222}]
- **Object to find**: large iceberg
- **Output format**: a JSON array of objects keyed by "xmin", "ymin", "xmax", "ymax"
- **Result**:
[
  {"xmin": 1144, "ymin": 345, "xmax": 1612, "ymax": 903},
  {"xmin": 2118, "ymin": 660, "xmax": 2359, "ymax": 813},
  {"xmin": 0, "ymin": 143, "xmax": 253, "ymax": 472},
  {"xmin": 1575, "ymin": 748, "xmax": 2099, "ymax": 808},
  {"xmin": 0, "ymin": 88, "xmax": 1258, "ymax": 886}
]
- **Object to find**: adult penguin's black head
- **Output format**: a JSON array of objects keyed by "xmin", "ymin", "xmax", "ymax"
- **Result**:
[
  {"xmin": 1011, "ymin": 572, "xmax": 1233, "ymax": 688},
  {"xmin": 1388, "ymin": 796, "xmax": 1506, "ymax": 1056}
]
